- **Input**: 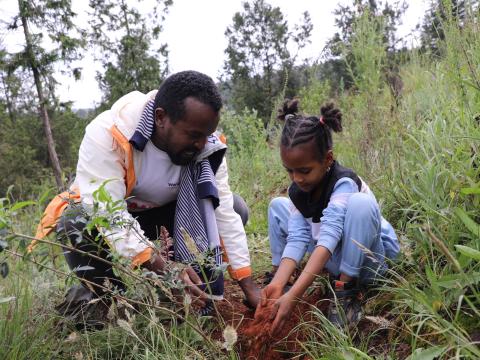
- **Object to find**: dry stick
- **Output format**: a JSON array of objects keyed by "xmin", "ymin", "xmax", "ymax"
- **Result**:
[
  {"xmin": 15, "ymin": 232, "xmax": 148, "ymax": 283},
  {"xmin": 5, "ymin": 248, "xmax": 217, "ymax": 348},
  {"xmin": 19, "ymin": 232, "xmax": 187, "ymax": 307},
  {"xmin": 424, "ymin": 226, "xmax": 462, "ymax": 273},
  {"xmin": 16, "ymin": 232, "xmax": 163, "ymax": 306}
]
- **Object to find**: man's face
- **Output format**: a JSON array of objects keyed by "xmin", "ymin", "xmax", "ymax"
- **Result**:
[{"xmin": 152, "ymin": 97, "xmax": 220, "ymax": 165}]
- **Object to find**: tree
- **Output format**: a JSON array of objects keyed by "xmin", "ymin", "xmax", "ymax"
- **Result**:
[
  {"xmin": 328, "ymin": 0, "xmax": 407, "ymax": 55},
  {"xmin": 7, "ymin": 0, "xmax": 85, "ymax": 190},
  {"xmin": 223, "ymin": 0, "xmax": 312, "ymax": 121},
  {"xmin": 0, "ymin": 48, "xmax": 17, "ymax": 123},
  {"xmin": 325, "ymin": 0, "xmax": 407, "ymax": 90},
  {"xmin": 420, "ymin": 0, "xmax": 478, "ymax": 55},
  {"xmin": 88, "ymin": 0, "xmax": 172, "ymax": 108}
]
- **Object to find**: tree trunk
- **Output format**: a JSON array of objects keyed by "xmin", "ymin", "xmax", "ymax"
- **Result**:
[
  {"xmin": 19, "ymin": 1, "xmax": 64, "ymax": 190},
  {"xmin": 1, "ymin": 74, "xmax": 15, "ymax": 123}
]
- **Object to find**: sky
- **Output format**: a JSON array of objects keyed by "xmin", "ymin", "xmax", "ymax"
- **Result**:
[{"xmin": 0, "ymin": 0, "xmax": 429, "ymax": 109}]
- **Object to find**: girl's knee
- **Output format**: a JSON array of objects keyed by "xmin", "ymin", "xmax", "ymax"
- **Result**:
[
  {"xmin": 268, "ymin": 197, "xmax": 290, "ymax": 216},
  {"xmin": 346, "ymin": 193, "xmax": 379, "ymax": 220}
]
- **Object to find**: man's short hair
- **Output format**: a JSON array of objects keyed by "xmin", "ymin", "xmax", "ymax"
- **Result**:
[{"xmin": 153, "ymin": 70, "xmax": 223, "ymax": 122}]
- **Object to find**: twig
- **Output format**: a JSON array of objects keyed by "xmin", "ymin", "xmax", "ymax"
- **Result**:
[
  {"xmin": 13, "ymin": 232, "xmax": 169, "ymax": 307},
  {"xmin": 424, "ymin": 225, "xmax": 462, "ymax": 273},
  {"xmin": 4, "ymin": 248, "xmax": 217, "ymax": 348}
]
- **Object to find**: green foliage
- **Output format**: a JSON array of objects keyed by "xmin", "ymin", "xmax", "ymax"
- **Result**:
[
  {"xmin": 327, "ymin": 0, "xmax": 407, "ymax": 57},
  {"xmin": 2, "ymin": 0, "xmax": 88, "ymax": 189},
  {"xmin": 88, "ymin": 0, "xmax": 172, "ymax": 108},
  {"xmin": 297, "ymin": 75, "xmax": 332, "ymax": 115},
  {"xmin": 2, "ymin": 0, "xmax": 480, "ymax": 358},
  {"xmin": 420, "ymin": 0, "xmax": 479, "ymax": 55},
  {"xmin": 0, "ymin": 109, "xmax": 87, "ymax": 197},
  {"xmin": 223, "ymin": 0, "xmax": 312, "ymax": 121},
  {"xmin": 0, "ymin": 272, "xmax": 59, "ymax": 360},
  {"xmin": 5, "ymin": 0, "xmax": 85, "ymax": 103}
]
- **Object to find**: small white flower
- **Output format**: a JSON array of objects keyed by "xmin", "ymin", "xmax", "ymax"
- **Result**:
[
  {"xmin": 364, "ymin": 315, "xmax": 393, "ymax": 329},
  {"xmin": 65, "ymin": 332, "xmax": 78, "ymax": 343},
  {"xmin": 222, "ymin": 325, "xmax": 238, "ymax": 351}
]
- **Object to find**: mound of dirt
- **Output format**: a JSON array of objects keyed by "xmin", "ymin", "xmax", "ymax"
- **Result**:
[
  {"xmin": 214, "ymin": 279, "xmax": 411, "ymax": 359},
  {"xmin": 214, "ymin": 280, "xmax": 328, "ymax": 360}
]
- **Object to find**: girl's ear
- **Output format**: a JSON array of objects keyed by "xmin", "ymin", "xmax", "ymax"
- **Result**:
[{"xmin": 325, "ymin": 149, "xmax": 334, "ymax": 167}]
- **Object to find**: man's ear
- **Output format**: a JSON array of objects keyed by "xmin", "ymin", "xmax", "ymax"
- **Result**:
[{"xmin": 155, "ymin": 107, "xmax": 167, "ymax": 128}]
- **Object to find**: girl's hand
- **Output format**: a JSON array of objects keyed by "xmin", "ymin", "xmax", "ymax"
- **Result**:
[
  {"xmin": 257, "ymin": 283, "xmax": 283, "ymax": 310},
  {"xmin": 270, "ymin": 292, "xmax": 296, "ymax": 335}
]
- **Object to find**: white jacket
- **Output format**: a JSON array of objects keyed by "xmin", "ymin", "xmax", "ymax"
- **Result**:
[{"xmin": 74, "ymin": 90, "xmax": 252, "ymax": 279}]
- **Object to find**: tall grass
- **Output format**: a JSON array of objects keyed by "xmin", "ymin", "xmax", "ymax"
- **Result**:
[
  {"xmin": 1, "ymin": 1, "xmax": 479, "ymax": 358},
  {"xmin": 0, "ymin": 262, "xmax": 60, "ymax": 360},
  {"xmin": 294, "ymin": 1, "xmax": 480, "ymax": 357}
]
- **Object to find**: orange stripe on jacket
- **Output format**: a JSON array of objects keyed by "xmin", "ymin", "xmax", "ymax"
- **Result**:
[
  {"xmin": 28, "ymin": 125, "xmax": 136, "ymax": 253},
  {"xmin": 220, "ymin": 237, "xmax": 252, "ymax": 281}
]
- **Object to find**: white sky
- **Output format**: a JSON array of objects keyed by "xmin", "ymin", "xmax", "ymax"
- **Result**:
[{"xmin": 0, "ymin": 0, "xmax": 428, "ymax": 109}]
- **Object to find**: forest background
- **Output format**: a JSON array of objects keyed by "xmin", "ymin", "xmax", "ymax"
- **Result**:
[{"xmin": 0, "ymin": 0, "xmax": 479, "ymax": 359}]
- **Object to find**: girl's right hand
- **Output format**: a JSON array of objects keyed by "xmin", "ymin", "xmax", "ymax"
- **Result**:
[{"xmin": 258, "ymin": 283, "xmax": 283, "ymax": 309}]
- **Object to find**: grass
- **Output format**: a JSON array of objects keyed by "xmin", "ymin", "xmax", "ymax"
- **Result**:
[{"xmin": 1, "ymin": 1, "xmax": 480, "ymax": 358}]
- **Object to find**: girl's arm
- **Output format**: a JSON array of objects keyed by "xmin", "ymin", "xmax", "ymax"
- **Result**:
[
  {"xmin": 269, "ymin": 245, "xmax": 331, "ymax": 334},
  {"xmin": 270, "ymin": 258, "xmax": 297, "ymax": 288},
  {"xmin": 287, "ymin": 245, "xmax": 331, "ymax": 299},
  {"xmin": 259, "ymin": 207, "xmax": 312, "ymax": 306}
]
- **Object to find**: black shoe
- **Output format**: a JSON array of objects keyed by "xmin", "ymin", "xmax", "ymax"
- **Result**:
[
  {"xmin": 327, "ymin": 280, "xmax": 363, "ymax": 328},
  {"xmin": 56, "ymin": 285, "xmax": 109, "ymax": 330}
]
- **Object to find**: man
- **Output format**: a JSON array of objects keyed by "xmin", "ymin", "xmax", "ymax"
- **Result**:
[{"xmin": 32, "ymin": 71, "xmax": 259, "ymax": 309}]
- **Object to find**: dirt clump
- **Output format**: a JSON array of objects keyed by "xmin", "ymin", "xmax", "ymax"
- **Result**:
[{"xmin": 214, "ymin": 280, "xmax": 328, "ymax": 359}]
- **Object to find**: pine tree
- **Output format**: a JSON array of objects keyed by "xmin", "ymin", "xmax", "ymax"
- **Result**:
[
  {"xmin": 223, "ymin": 0, "xmax": 312, "ymax": 121},
  {"xmin": 7, "ymin": 0, "xmax": 85, "ymax": 190},
  {"xmin": 88, "ymin": 0, "xmax": 172, "ymax": 108}
]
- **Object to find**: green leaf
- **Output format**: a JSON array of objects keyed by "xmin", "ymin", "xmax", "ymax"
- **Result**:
[
  {"xmin": 460, "ymin": 187, "xmax": 480, "ymax": 195},
  {"xmin": 454, "ymin": 208, "xmax": 480, "ymax": 237},
  {"xmin": 10, "ymin": 201, "xmax": 36, "ymax": 211},
  {"xmin": 405, "ymin": 346, "xmax": 447, "ymax": 360},
  {"xmin": 39, "ymin": 188, "xmax": 54, "ymax": 204},
  {"xmin": 436, "ymin": 272, "xmax": 480, "ymax": 288},
  {"xmin": 455, "ymin": 245, "xmax": 480, "ymax": 261}
]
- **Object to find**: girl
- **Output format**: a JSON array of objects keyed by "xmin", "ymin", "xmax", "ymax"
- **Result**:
[{"xmin": 259, "ymin": 99, "xmax": 399, "ymax": 333}]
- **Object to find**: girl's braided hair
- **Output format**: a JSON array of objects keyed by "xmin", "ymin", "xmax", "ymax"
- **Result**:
[{"xmin": 278, "ymin": 98, "xmax": 343, "ymax": 159}]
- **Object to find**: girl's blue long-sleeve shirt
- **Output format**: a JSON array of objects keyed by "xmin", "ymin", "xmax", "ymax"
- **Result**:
[{"xmin": 281, "ymin": 177, "xmax": 399, "ymax": 264}]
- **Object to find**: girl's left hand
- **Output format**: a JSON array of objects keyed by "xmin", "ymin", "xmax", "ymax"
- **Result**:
[{"xmin": 269, "ymin": 292, "xmax": 296, "ymax": 335}]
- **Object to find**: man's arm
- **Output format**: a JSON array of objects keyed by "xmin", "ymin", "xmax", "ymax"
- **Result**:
[
  {"xmin": 76, "ymin": 116, "xmax": 154, "ymax": 264},
  {"xmin": 214, "ymin": 158, "xmax": 252, "ymax": 280}
]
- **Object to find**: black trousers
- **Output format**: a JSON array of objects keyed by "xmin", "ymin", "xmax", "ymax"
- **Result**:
[{"xmin": 57, "ymin": 194, "xmax": 249, "ymax": 295}]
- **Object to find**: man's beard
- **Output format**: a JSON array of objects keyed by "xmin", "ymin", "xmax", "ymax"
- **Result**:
[{"xmin": 167, "ymin": 148, "xmax": 199, "ymax": 165}]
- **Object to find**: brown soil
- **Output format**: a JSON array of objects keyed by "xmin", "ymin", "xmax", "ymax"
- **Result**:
[
  {"xmin": 213, "ymin": 279, "xmax": 412, "ymax": 359},
  {"xmin": 214, "ymin": 279, "xmax": 328, "ymax": 360}
]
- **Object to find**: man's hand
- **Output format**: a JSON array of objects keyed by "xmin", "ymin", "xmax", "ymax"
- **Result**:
[
  {"xmin": 238, "ymin": 276, "xmax": 260, "ymax": 308},
  {"xmin": 269, "ymin": 292, "xmax": 296, "ymax": 336},
  {"xmin": 144, "ymin": 255, "xmax": 208, "ymax": 307},
  {"xmin": 178, "ymin": 266, "xmax": 208, "ymax": 308}
]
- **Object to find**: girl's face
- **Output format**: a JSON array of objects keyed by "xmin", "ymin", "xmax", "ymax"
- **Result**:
[{"xmin": 280, "ymin": 141, "xmax": 333, "ymax": 194}]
